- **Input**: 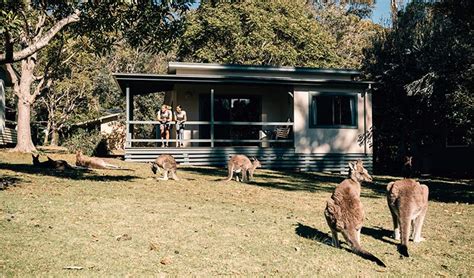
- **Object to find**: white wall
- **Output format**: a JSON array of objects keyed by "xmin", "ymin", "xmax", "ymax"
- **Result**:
[{"xmin": 293, "ymin": 87, "xmax": 372, "ymax": 154}]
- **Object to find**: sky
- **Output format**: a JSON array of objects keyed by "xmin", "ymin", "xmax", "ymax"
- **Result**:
[{"xmin": 371, "ymin": 0, "xmax": 393, "ymax": 25}]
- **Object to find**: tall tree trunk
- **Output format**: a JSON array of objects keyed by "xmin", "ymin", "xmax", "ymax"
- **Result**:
[
  {"xmin": 390, "ymin": 0, "xmax": 401, "ymax": 26},
  {"xmin": 15, "ymin": 100, "xmax": 35, "ymax": 152},
  {"xmin": 50, "ymin": 124, "xmax": 59, "ymax": 146},
  {"xmin": 43, "ymin": 120, "xmax": 51, "ymax": 145},
  {"xmin": 9, "ymin": 57, "xmax": 38, "ymax": 153}
]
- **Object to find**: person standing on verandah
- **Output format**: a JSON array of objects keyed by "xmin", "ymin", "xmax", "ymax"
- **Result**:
[
  {"xmin": 174, "ymin": 105, "xmax": 187, "ymax": 147},
  {"xmin": 157, "ymin": 104, "xmax": 172, "ymax": 147}
]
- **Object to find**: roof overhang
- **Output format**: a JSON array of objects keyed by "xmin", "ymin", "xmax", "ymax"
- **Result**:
[
  {"xmin": 113, "ymin": 73, "xmax": 374, "ymax": 95},
  {"xmin": 167, "ymin": 62, "xmax": 361, "ymax": 77}
]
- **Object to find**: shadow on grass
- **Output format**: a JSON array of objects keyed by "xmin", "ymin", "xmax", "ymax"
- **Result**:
[
  {"xmin": 182, "ymin": 167, "xmax": 341, "ymax": 193},
  {"xmin": 294, "ymin": 222, "xmax": 333, "ymax": 247},
  {"xmin": 371, "ymin": 176, "xmax": 474, "ymax": 204},
  {"xmin": 0, "ymin": 175, "xmax": 22, "ymax": 190},
  {"xmin": 176, "ymin": 166, "xmax": 473, "ymax": 202},
  {"xmin": 361, "ymin": 226, "xmax": 397, "ymax": 246},
  {"xmin": 0, "ymin": 162, "xmax": 140, "ymax": 182}
]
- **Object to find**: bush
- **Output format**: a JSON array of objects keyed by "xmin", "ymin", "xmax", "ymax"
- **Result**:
[{"xmin": 62, "ymin": 128, "xmax": 105, "ymax": 156}]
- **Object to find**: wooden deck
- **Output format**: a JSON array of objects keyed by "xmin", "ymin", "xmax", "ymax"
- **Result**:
[{"xmin": 125, "ymin": 146, "xmax": 372, "ymax": 172}]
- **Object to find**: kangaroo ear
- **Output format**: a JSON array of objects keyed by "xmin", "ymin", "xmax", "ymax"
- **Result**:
[{"xmin": 348, "ymin": 162, "xmax": 355, "ymax": 171}]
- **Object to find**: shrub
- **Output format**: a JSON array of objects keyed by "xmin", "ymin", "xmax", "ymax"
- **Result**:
[{"xmin": 62, "ymin": 128, "xmax": 105, "ymax": 156}]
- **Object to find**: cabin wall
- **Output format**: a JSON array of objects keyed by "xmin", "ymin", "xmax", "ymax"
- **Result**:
[
  {"xmin": 293, "ymin": 87, "xmax": 372, "ymax": 154},
  {"xmin": 172, "ymin": 84, "xmax": 291, "ymax": 146}
]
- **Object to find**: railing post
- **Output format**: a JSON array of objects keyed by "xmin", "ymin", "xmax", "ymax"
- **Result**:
[
  {"xmin": 125, "ymin": 85, "xmax": 131, "ymax": 148},
  {"xmin": 210, "ymin": 88, "xmax": 214, "ymax": 147}
]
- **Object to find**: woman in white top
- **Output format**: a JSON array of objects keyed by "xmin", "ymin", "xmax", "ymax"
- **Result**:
[
  {"xmin": 157, "ymin": 104, "xmax": 172, "ymax": 147},
  {"xmin": 174, "ymin": 105, "xmax": 187, "ymax": 147}
]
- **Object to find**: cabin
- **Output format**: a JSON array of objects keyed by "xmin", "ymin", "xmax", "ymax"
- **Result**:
[
  {"xmin": 113, "ymin": 62, "xmax": 374, "ymax": 172},
  {"xmin": 0, "ymin": 67, "xmax": 17, "ymax": 146}
]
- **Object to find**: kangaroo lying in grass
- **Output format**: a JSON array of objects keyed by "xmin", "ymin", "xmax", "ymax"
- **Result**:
[
  {"xmin": 75, "ymin": 150, "xmax": 121, "ymax": 170},
  {"xmin": 150, "ymin": 154, "xmax": 179, "ymax": 181},
  {"xmin": 224, "ymin": 155, "xmax": 261, "ymax": 182},
  {"xmin": 324, "ymin": 160, "xmax": 386, "ymax": 267},
  {"xmin": 387, "ymin": 179, "xmax": 429, "ymax": 257},
  {"xmin": 32, "ymin": 154, "xmax": 73, "ymax": 170}
]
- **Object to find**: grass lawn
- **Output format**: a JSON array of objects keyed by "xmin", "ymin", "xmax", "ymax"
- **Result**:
[{"xmin": 0, "ymin": 151, "xmax": 473, "ymax": 276}]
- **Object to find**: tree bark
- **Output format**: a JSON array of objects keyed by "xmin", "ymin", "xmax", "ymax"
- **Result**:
[
  {"xmin": 9, "ymin": 57, "xmax": 37, "ymax": 153},
  {"xmin": 43, "ymin": 120, "xmax": 50, "ymax": 145},
  {"xmin": 50, "ymin": 125, "xmax": 59, "ymax": 146},
  {"xmin": 15, "ymin": 99, "xmax": 36, "ymax": 152}
]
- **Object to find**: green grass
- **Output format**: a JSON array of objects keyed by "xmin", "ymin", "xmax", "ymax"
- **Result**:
[{"xmin": 0, "ymin": 151, "xmax": 473, "ymax": 276}]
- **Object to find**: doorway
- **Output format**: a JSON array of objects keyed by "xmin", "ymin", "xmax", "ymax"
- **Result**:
[{"xmin": 199, "ymin": 94, "xmax": 262, "ymax": 146}]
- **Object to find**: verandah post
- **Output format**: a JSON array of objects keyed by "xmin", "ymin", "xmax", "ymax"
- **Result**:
[
  {"xmin": 125, "ymin": 85, "xmax": 131, "ymax": 148},
  {"xmin": 210, "ymin": 88, "xmax": 214, "ymax": 147}
]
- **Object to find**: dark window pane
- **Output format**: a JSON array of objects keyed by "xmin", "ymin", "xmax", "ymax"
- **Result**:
[
  {"xmin": 316, "ymin": 96, "xmax": 333, "ymax": 125},
  {"xmin": 338, "ymin": 96, "xmax": 354, "ymax": 125},
  {"xmin": 312, "ymin": 95, "xmax": 355, "ymax": 127}
]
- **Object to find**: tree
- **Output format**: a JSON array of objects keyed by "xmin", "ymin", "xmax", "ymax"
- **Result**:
[
  {"xmin": 363, "ymin": 0, "xmax": 473, "ymax": 174},
  {"xmin": 313, "ymin": 5, "xmax": 381, "ymax": 69},
  {"xmin": 36, "ymin": 35, "xmax": 99, "ymax": 146},
  {"xmin": 0, "ymin": 0, "xmax": 192, "ymax": 152},
  {"xmin": 177, "ymin": 0, "xmax": 342, "ymax": 67}
]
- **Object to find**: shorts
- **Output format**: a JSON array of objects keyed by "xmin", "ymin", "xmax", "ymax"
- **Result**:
[{"xmin": 160, "ymin": 123, "xmax": 172, "ymax": 130}]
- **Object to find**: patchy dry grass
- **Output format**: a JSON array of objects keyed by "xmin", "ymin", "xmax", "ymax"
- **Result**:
[{"xmin": 0, "ymin": 151, "xmax": 473, "ymax": 276}]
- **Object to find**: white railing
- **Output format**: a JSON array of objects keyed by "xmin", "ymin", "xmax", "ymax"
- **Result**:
[{"xmin": 126, "ymin": 121, "xmax": 294, "ymax": 146}]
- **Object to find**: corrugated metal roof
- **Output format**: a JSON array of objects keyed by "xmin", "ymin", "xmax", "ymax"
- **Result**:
[{"xmin": 167, "ymin": 62, "xmax": 361, "ymax": 76}]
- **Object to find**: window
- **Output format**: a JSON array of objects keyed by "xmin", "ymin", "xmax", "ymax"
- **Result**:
[{"xmin": 310, "ymin": 94, "xmax": 357, "ymax": 128}]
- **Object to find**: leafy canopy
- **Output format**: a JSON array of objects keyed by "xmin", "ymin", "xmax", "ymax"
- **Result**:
[{"xmin": 178, "ymin": 0, "xmax": 342, "ymax": 68}]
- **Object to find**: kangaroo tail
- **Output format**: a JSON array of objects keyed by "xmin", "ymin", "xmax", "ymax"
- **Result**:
[
  {"xmin": 352, "ymin": 246, "xmax": 387, "ymax": 267},
  {"xmin": 398, "ymin": 214, "xmax": 411, "ymax": 257},
  {"xmin": 343, "ymin": 229, "xmax": 386, "ymax": 267}
]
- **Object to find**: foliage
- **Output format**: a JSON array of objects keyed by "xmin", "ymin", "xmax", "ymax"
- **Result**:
[
  {"xmin": 0, "ymin": 0, "xmax": 193, "ymax": 152},
  {"xmin": 61, "ymin": 127, "xmax": 103, "ymax": 156},
  {"xmin": 363, "ymin": 0, "xmax": 474, "ymax": 174},
  {"xmin": 177, "ymin": 0, "xmax": 342, "ymax": 67},
  {"xmin": 313, "ymin": 5, "xmax": 382, "ymax": 69}
]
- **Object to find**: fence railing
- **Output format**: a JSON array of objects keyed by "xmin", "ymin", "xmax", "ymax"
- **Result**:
[{"xmin": 126, "ymin": 121, "xmax": 294, "ymax": 147}]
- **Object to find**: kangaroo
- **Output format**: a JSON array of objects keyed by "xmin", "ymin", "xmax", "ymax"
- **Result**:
[
  {"xmin": 150, "ymin": 154, "xmax": 179, "ymax": 181},
  {"xmin": 224, "ymin": 155, "xmax": 261, "ymax": 182},
  {"xmin": 401, "ymin": 156, "xmax": 413, "ymax": 178},
  {"xmin": 32, "ymin": 154, "xmax": 73, "ymax": 170},
  {"xmin": 387, "ymin": 179, "xmax": 429, "ymax": 257},
  {"xmin": 75, "ymin": 150, "xmax": 120, "ymax": 170},
  {"xmin": 324, "ymin": 160, "xmax": 386, "ymax": 267}
]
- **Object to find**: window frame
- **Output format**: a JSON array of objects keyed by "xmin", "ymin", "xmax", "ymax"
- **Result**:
[{"xmin": 309, "ymin": 92, "xmax": 358, "ymax": 129}]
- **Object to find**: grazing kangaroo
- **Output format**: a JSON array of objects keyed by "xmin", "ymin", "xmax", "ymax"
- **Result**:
[
  {"xmin": 401, "ymin": 156, "xmax": 414, "ymax": 178},
  {"xmin": 150, "ymin": 154, "xmax": 179, "ymax": 181},
  {"xmin": 224, "ymin": 155, "xmax": 261, "ymax": 182},
  {"xmin": 75, "ymin": 150, "xmax": 120, "ymax": 170},
  {"xmin": 32, "ymin": 154, "xmax": 73, "ymax": 170},
  {"xmin": 387, "ymin": 179, "xmax": 429, "ymax": 257},
  {"xmin": 324, "ymin": 160, "xmax": 386, "ymax": 267}
]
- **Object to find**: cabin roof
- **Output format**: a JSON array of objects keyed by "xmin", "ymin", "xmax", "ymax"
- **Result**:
[
  {"xmin": 113, "ymin": 72, "xmax": 373, "ymax": 95},
  {"xmin": 167, "ymin": 62, "xmax": 361, "ymax": 77}
]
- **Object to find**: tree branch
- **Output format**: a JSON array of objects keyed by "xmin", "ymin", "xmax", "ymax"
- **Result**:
[
  {"xmin": 5, "ymin": 63, "xmax": 21, "ymax": 98},
  {"xmin": 0, "ymin": 10, "xmax": 81, "ymax": 64}
]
